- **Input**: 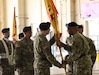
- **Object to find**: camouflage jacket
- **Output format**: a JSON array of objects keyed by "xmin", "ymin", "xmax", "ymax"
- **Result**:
[
  {"xmin": 85, "ymin": 36, "xmax": 96, "ymax": 65},
  {"xmin": 62, "ymin": 32, "xmax": 92, "ymax": 67},
  {"xmin": 34, "ymin": 32, "xmax": 62, "ymax": 68},
  {"xmin": 15, "ymin": 38, "xmax": 34, "ymax": 70},
  {"xmin": 0, "ymin": 38, "xmax": 15, "ymax": 65}
]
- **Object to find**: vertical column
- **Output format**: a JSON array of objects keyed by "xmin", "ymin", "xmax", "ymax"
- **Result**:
[
  {"xmin": 0, "ymin": 0, "xmax": 3, "ymax": 37},
  {"xmin": 70, "ymin": 0, "xmax": 75, "ymax": 21},
  {"xmin": 0, "ymin": 0, "xmax": 6, "ymax": 38},
  {"xmin": 17, "ymin": 0, "xmax": 27, "ymax": 32},
  {"xmin": 84, "ymin": 21, "xmax": 89, "ymax": 36}
]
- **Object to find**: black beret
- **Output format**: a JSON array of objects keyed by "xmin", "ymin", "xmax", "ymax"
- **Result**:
[
  {"xmin": 2, "ymin": 28, "xmax": 10, "ymax": 33},
  {"xmin": 23, "ymin": 26, "xmax": 31, "ymax": 32},
  {"xmin": 19, "ymin": 33, "xmax": 24, "ymax": 39},
  {"xmin": 78, "ymin": 25, "xmax": 83, "ymax": 28},
  {"xmin": 39, "ymin": 22, "xmax": 50, "ymax": 30},
  {"xmin": 66, "ymin": 22, "xmax": 78, "ymax": 28}
]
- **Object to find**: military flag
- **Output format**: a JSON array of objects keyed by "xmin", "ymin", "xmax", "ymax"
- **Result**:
[
  {"xmin": 12, "ymin": 7, "xmax": 17, "ymax": 41},
  {"xmin": 44, "ymin": 0, "xmax": 60, "ymax": 35},
  {"xmin": 44, "ymin": 0, "xmax": 66, "ymax": 74}
]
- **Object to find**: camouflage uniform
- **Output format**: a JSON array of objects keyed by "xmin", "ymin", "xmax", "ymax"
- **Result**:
[
  {"xmin": 85, "ymin": 36, "xmax": 96, "ymax": 75},
  {"xmin": 62, "ymin": 32, "xmax": 92, "ymax": 75},
  {"xmin": 34, "ymin": 32, "xmax": 62, "ymax": 75},
  {"xmin": 0, "ymin": 38, "xmax": 15, "ymax": 75},
  {"xmin": 15, "ymin": 38, "xmax": 34, "ymax": 75},
  {"xmin": 77, "ymin": 24, "xmax": 96, "ymax": 75},
  {"xmin": 65, "ymin": 35, "xmax": 74, "ymax": 75}
]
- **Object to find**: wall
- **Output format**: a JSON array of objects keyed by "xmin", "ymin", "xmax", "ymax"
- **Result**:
[{"xmin": 0, "ymin": 0, "xmax": 99, "ymax": 41}]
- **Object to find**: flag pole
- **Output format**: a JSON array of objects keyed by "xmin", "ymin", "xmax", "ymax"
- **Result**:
[
  {"xmin": 55, "ymin": 35, "xmax": 67, "ymax": 75},
  {"xmin": 12, "ymin": 7, "xmax": 17, "ymax": 42},
  {"xmin": 44, "ymin": 0, "xmax": 67, "ymax": 74}
]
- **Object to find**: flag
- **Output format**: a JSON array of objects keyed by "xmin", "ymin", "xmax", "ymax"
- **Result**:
[
  {"xmin": 12, "ymin": 7, "xmax": 17, "ymax": 41},
  {"xmin": 44, "ymin": 0, "xmax": 67, "ymax": 74},
  {"xmin": 44, "ymin": 0, "xmax": 60, "ymax": 35},
  {"xmin": 44, "ymin": 0, "xmax": 62, "ymax": 47}
]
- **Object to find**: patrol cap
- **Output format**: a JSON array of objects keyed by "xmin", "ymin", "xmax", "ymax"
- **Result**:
[
  {"xmin": 19, "ymin": 33, "xmax": 24, "ymax": 39},
  {"xmin": 2, "ymin": 28, "xmax": 10, "ymax": 33},
  {"xmin": 39, "ymin": 22, "xmax": 50, "ymax": 30},
  {"xmin": 66, "ymin": 22, "xmax": 78, "ymax": 28},
  {"xmin": 23, "ymin": 26, "xmax": 31, "ymax": 32},
  {"xmin": 78, "ymin": 25, "xmax": 83, "ymax": 28}
]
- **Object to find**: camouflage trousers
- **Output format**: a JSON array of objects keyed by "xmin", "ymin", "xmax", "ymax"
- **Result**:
[
  {"xmin": 66, "ymin": 62, "xmax": 73, "ymax": 75},
  {"xmin": 73, "ymin": 62, "xmax": 92, "ymax": 75},
  {"xmin": 2, "ymin": 65, "xmax": 15, "ymax": 75},
  {"xmin": 66, "ymin": 62, "xmax": 92, "ymax": 75},
  {"xmin": 34, "ymin": 68, "xmax": 50, "ymax": 75},
  {"xmin": 19, "ymin": 69, "xmax": 34, "ymax": 75}
]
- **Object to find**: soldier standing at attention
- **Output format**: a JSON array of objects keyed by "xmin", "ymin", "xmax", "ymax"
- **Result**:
[
  {"xmin": 0, "ymin": 28, "xmax": 15, "ymax": 75},
  {"xmin": 15, "ymin": 32, "xmax": 24, "ymax": 75},
  {"xmin": 61, "ymin": 22, "xmax": 92, "ymax": 75},
  {"xmin": 34, "ymin": 22, "xmax": 64, "ymax": 75},
  {"xmin": 15, "ymin": 26, "xmax": 34, "ymax": 75},
  {"xmin": 77, "ymin": 25, "xmax": 96, "ymax": 75},
  {"xmin": 18, "ymin": 33, "xmax": 24, "ymax": 40}
]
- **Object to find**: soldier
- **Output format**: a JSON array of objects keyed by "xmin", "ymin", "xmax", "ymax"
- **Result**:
[
  {"xmin": 61, "ymin": 22, "xmax": 92, "ymax": 75},
  {"xmin": 78, "ymin": 25, "xmax": 96, "ymax": 75},
  {"xmin": 18, "ymin": 33, "xmax": 24, "ymax": 40},
  {"xmin": 15, "ymin": 32, "xmax": 24, "ymax": 75},
  {"xmin": 65, "ymin": 35, "xmax": 74, "ymax": 75},
  {"xmin": 34, "ymin": 22, "xmax": 63, "ymax": 75},
  {"xmin": 15, "ymin": 26, "xmax": 34, "ymax": 75},
  {"xmin": 0, "ymin": 28, "xmax": 15, "ymax": 75}
]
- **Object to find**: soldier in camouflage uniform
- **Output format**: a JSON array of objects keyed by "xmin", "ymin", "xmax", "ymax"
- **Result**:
[
  {"xmin": 0, "ymin": 28, "xmax": 15, "ymax": 75},
  {"xmin": 78, "ymin": 25, "xmax": 96, "ymax": 75},
  {"xmin": 34, "ymin": 22, "xmax": 63, "ymax": 75},
  {"xmin": 15, "ymin": 32, "xmax": 24, "ymax": 75},
  {"xmin": 65, "ymin": 35, "xmax": 74, "ymax": 75},
  {"xmin": 61, "ymin": 22, "xmax": 92, "ymax": 75},
  {"xmin": 18, "ymin": 32, "xmax": 24, "ymax": 40},
  {"xmin": 15, "ymin": 26, "xmax": 34, "ymax": 75}
]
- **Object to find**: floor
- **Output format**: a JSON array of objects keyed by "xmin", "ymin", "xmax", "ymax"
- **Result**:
[
  {"xmin": 2, "ymin": 52, "xmax": 99, "ymax": 75},
  {"xmin": 50, "ymin": 61, "xmax": 99, "ymax": 75},
  {"xmin": 14, "ymin": 59, "xmax": 99, "ymax": 75}
]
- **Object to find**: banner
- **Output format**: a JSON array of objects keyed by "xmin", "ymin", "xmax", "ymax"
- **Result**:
[{"xmin": 12, "ymin": 7, "xmax": 17, "ymax": 41}]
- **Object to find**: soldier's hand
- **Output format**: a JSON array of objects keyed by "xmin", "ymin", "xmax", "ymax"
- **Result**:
[{"xmin": 62, "ymin": 60, "xmax": 66, "ymax": 68}]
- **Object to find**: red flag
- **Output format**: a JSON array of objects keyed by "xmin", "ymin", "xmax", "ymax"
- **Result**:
[
  {"xmin": 44, "ymin": 0, "xmax": 61, "ymax": 39},
  {"xmin": 12, "ymin": 7, "xmax": 17, "ymax": 41}
]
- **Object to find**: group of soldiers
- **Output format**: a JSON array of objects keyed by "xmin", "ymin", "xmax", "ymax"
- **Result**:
[{"xmin": 0, "ymin": 21, "xmax": 97, "ymax": 75}]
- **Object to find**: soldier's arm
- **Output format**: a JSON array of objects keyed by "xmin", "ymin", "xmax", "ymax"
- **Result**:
[
  {"xmin": 61, "ymin": 42, "xmax": 71, "ymax": 51},
  {"xmin": 49, "ymin": 35, "xmax": 55, "ymax": 46},
  {"xmin": 15, "ymin": 41, "xmax": 23, "ymax": 68},
  {"xmin": 0, "ymin": 41, "xmax": 2, "ymax": 53},
  {"xmin": 41, "ymin": 40, "xmax": 62, "ymax": 68},
  {"xmin": 89, "ymin": 40, "xmax": 96, "ymax": 65},
  {"xmin": 65, "ymin": 39, "xmax": 84, "ymax": 63}
]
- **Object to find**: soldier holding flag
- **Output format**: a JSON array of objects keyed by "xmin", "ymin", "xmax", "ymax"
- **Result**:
[
  {"xmin": 61, "ymin": 22, "xmax": 92, "ymax": 75},
  {"xmin": 34, "ymin": 22, "xmax": 65, "ymax": 75}
]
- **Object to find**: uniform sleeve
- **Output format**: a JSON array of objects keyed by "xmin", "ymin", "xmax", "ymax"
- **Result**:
[
  {"xmin": 0, "ymin": 41, "xmax": 2, "ymax": 53},
  {"xmin": 0, "ymin": 40, "xmax": 5, "ymax": 53},
  {"xmin": 88, "ymin": 39, "xmax": 96, "ymax": 64},
  {"xmin": 49, "ymin": 36, "xmax": 55, "ymax": 46},
  {"xmin": 40, "ymin": 38, "xmax": 62, "ymax": 68},
  {"xmin": 66, "ymin": 38, "xmax": 85, "ymax": 63},
  {"xmin": 15, "ymin": 41, "xmax": 23, "ymax": 68},
  {"xmin": 61, "ymin": 42, "xmax": 71, "ymax": 52}
]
